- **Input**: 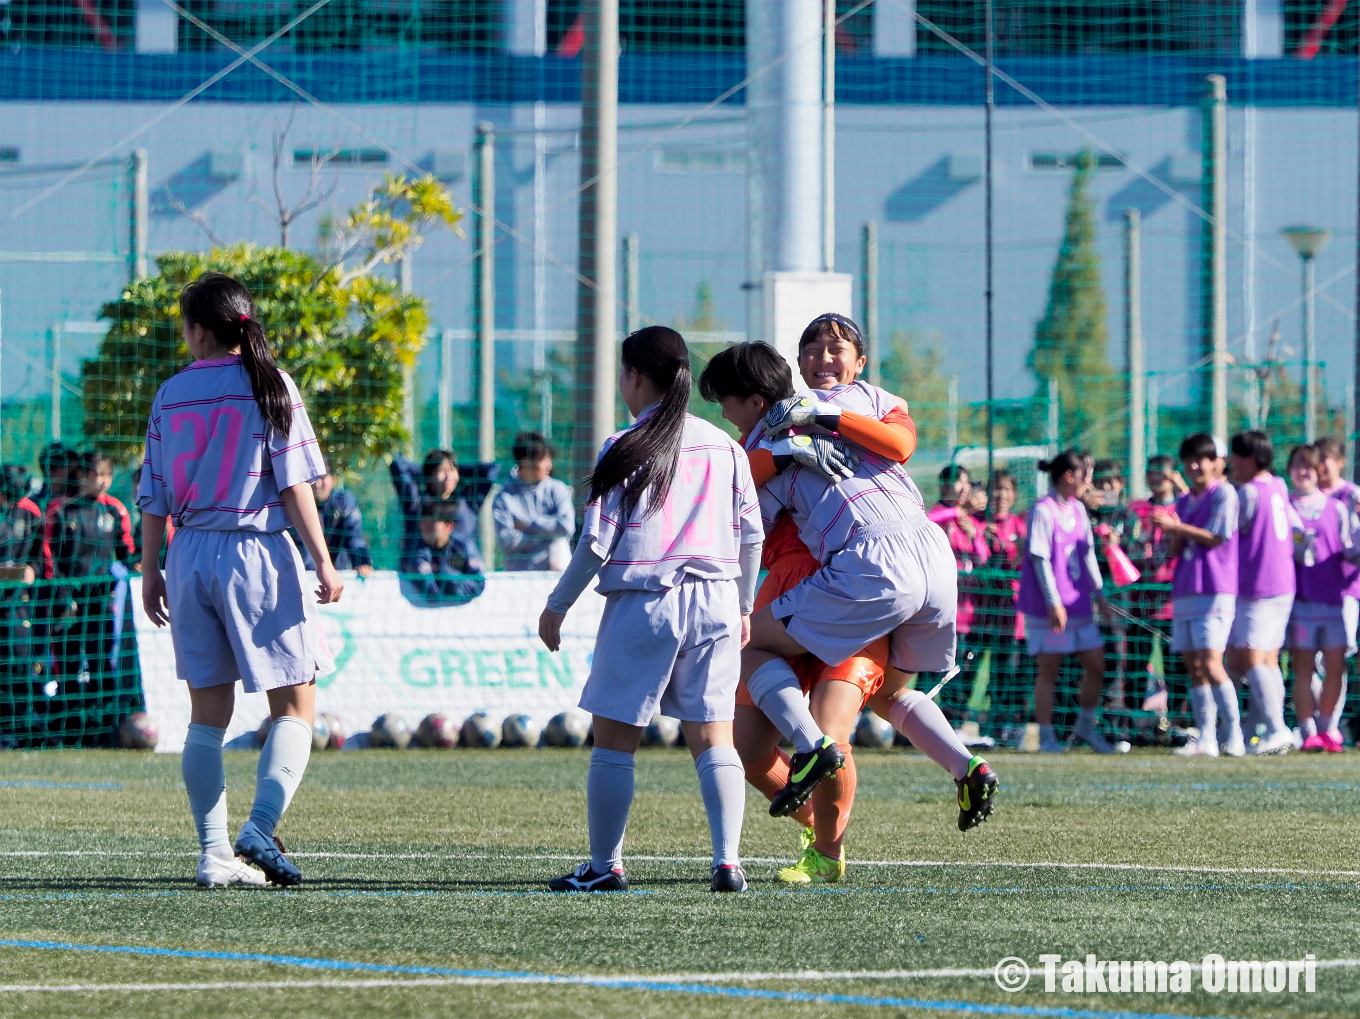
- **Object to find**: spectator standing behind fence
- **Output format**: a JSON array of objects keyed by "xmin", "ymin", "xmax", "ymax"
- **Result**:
[
  {"xmin": 493, "ymin": 432, "xmax": 574, "ymax": 572},
  {"xmin": 1286, "ymin": 443, "xmax": 1359, "ymax": 753},
  {"xmin": 1151, "ymin": 434, "xmax": 1242, "ymax": 758},
  {"xmin": 1313, "ymin": 435, "xmax": 1359, "ymax": 737},
  {"xmin": 1225, "ymin": 431, "xmax": 1298, "ymax": 756},
  {"xmin": 390, "ymin": 450, "xmax": 499, "ymax": 562},
  {"xmin": 290, "ymin": 472, "xmax": 373, "ymax": 577},
  {"xmin": 398, "ymin": 500, "xmax": 487, "ymax": 606},
  {"xmin": 932, "ymin": 465, "xmax": 989, "ymax": 640},
  {"xmin": 32, "ymin": 442, "xmax": 73, "ymax": 510},
  {"xmin": 1, "ymin": 466, "xmax": 42, "ymax": 583},
  {"xmin": 977, "ymin": 470, "xmax": 1027, "ymax": 721},
  {"xmin": 1016, "ymin": 451, "xmax": 1114, "ymax": 754},
  {"xmin": 44, "ymin": 453, "xmax": 137, "ymax": 736}
]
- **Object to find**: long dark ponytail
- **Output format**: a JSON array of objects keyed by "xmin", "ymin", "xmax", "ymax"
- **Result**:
[
  {"xmin": 587, "ymin": 326, "xmax": 691, "ymax": 518},
  {"xmin": 179, "ymin": 272, "xmax": 293, "ymax": 436}
]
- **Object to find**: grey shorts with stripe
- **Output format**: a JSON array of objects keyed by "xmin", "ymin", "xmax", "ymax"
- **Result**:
[
  {"xmin": 771, "ymin": 519, "xmax": 958, "ymax": 674},
  {"xmin": 580, "ymin": 577, "xmax": 741, "ymax": 726},
  {"xmin": 165, "ymin": 528, "xmax": 335, "ymax": 693}
]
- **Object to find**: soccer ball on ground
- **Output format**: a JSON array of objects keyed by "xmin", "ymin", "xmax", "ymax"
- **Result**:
[
  {"xmin": 545, "ymin": 710, "xmax": 590, "ymax": 748},
  {"xmin": 415, "ymin": 713, "xmax": 458, "ymax": 748},
  {"xmin": 641, "ymin": 714, "xmax": 681, "ymax": 747},
  {"xmin": 371, "ymin": 713, "xmax": 412, "ymax": 750},
  {"xmin": 118, "ymin": 712, "xmax": 158, "ymax": 750},
  {"xmin": 310, "ymin": 714, "xmax": 331, "ymax": 751},
  {"xmin": 854, "ymin": 710, "xmax": 895, "ymax": 749},
  {"xmin": 501, "ymin": 713, "xmax": 542, "ymax": 748},
  {"xmin": 318, "ymin": 711, "xmax": 346, "ymax": 749},
  {"xmin": 461, "ymin": 711, "xmax": 501, "ymax": 749}
]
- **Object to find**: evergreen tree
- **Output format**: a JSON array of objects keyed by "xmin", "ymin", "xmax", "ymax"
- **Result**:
[{"xmin": 1029, "ymin": 150, "xmax": 1116, "ymax": 451}]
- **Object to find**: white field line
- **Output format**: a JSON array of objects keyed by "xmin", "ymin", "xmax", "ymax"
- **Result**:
[
  {"xmin": 4, "ymin": 960, "xmax": 1360, "ymax": 993},
  {"xmin": 5, "ymin": 849, "xmax": 1360, "ymax": 879}
]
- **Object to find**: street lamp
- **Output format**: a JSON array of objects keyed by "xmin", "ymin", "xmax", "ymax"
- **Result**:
[{"xmin": 1281, "ymin": 225, "xmax": 1331, "ymax": 441}]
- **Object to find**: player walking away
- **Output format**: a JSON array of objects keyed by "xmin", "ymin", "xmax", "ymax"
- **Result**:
[
  {"xmin": 1313, "ymin": 435, "xmax": 1358, "ymax": 735},
  {"xmin": 736, "ymin": 317, "xmax": 996, "ymax": 855},
  {"xmin": 1287, "ymin": 444, "xmax": 1360, "ymax": 753},
  {"xmin": 1150, "ymin": 434, "xmax": 1241, "ymax": 758},
  {"xmin": 1016, "ymin": 452, "xmax": 1114, "ymax": 754},
  {"xmin": 538, "ymin": 326, "xmax": 764, "ymax": 893},
  {"xmin": 138, "ymin": 273, "xmax": 342, "ymax": 889},
  {"xmin": 1226, "ymin": 431, "xmax": 1298, "ymax": 755}
]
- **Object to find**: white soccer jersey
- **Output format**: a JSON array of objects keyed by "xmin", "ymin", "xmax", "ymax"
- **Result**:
[
  {"xmin": 137, "ymin": 355, "xmax": 326, "ymax": 532},
  {"xmin": 580, "ymin": 408, "xmax": 763, "ymax": 593},
  {"xmin": 753, "ymin": 381, "xmax": 927, "ymax": 562}
]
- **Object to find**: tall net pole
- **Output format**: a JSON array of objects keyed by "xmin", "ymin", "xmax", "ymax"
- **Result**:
[
  {"xmin": 1202, "ymin": 74, "xmax": 1228, "ymax": 442},
  {"xmin": 984, "ymin": 0, "xmax": 995, "ymax": 496},
  {"xmin": 573, "ymin": 0, "xmax": 619, "ymax": 487}
]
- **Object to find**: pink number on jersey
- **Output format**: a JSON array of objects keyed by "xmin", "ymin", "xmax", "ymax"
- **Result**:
[
  {"xmin": 170, "ymin": 411, "xmax": 209, "ymax": 511},
  {"xmin": 209, "ymin": 406, "xmax": 245, "ymax": 504},
  {"xmin": 660, "ymin": 455, "xmax": 716, "ymax": 553}
]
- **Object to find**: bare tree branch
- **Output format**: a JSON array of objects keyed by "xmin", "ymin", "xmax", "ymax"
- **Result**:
[
  {"xmin": 163, "ymin": 183, "xmax": 225, "ymax": 248},
  {"xmin": 249, "ymin": 103, "xmax": 341, "ymax": 248}
]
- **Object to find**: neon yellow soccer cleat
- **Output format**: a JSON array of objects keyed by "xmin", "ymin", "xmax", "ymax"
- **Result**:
[{"xmin": 777, "ymin": 843, "xmax": 845, "ymax": 884}]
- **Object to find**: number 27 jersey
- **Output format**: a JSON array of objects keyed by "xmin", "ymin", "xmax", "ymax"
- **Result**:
[{"xmin": 136, "ymin": 355, "xmax": 327, "ymax": 532}]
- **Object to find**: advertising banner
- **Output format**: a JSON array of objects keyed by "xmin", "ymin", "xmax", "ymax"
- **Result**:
[{"xmin": 131, "ymin": 572, "xmax": 605, "ymax": 753}]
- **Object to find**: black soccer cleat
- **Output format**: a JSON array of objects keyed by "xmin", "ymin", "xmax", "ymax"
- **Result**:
[
  {"xmin": 956, "ymin": 756, "xmax": 998, "ymax": 832},
  {"xmin": 710, "ymin": 863, "xmax": 748, "ymax": 893},
  {"xmin": 770, "ymin": 736, "xmax": 845, "ymax": 818},
  {"xmin": 233, "ymin": 821, "xmax": 302, "ymax": 886},
  {"xmin": 547, "ymin": 862, "xmax": 629, "ymax": 892}
]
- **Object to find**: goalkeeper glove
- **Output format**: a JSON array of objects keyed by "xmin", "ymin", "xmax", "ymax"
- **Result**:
[
  {"xmin": 767, "ymin": 433, "xmax": 858, "ymax": 484},
  {"xmin": 763, "ymin": 394, "xmax": 843, "ymax": 434}
]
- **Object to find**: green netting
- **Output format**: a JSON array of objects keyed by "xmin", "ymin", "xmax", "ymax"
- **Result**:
[
  {"xmin": 0, "ymin": 576, "xmax": 145, "ymax": 748},
  {"xmin": 1, "ymin": 1, "xmax": 1357, "ymax": 742}
]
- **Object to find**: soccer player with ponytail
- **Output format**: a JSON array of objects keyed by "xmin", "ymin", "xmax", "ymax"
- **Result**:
[
  {"xmin": 538, "ymin": 326, "xmax": 764, "ymax": 893},
  {"xmin": 138, "ymin": 273, "xmax": 341, "ymax": 888}
]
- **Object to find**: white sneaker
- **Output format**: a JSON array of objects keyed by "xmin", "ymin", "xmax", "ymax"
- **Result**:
[
  {"xmin": 1247, "ymin": 730, "xmax": 1293, "ymax": 756},
  {"xmin": 1074, "ymin": 727, "xmax": 1115, "ymax": 755},
  {"xmin": 197, "ymin": 852, "xmax": 268, "ymax": 888},
  {"xmin": 1174, "ymin": 737, "xmax": 1219, "ymax": 758},
  {"xmin": 1221, "ymin": 735, "xmax": 1247, "ymax": 758},
  {"xmin": 1039, "ymin": 734, "xmax": 1067, "ymax": 753}
]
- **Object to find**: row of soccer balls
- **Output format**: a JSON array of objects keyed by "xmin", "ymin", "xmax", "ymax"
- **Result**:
[
  {"xmin": 317, "ymin": 709, "xmax": 899, "ymax": 751},
  {"xmin": 116, "ymin": 708, "xmax": 903, "ymax": 752}
]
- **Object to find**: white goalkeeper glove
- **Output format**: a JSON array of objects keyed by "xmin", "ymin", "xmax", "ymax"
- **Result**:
[
  {"xmin": 767, "ymin": 433, "xmax": 858, "ymax": 484},
  {"xmin": 763, "ymin": 394, "xmax": 843, "ymax": 435}
]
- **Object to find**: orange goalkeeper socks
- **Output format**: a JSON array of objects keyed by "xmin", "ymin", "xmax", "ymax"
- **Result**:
[{"xmin": 810, "ymin": 743, "xmax": 855, "ymax": 859}]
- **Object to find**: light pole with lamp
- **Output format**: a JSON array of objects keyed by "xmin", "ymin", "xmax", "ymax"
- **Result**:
[{"xmin": 1281, "ymin": 225, "xmax": 1331, "ymax": 441}]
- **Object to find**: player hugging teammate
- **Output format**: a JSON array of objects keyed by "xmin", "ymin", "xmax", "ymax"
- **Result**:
[
  {"xmin": 702, "ymin": 315, "xmax": 997, "ymax": 884},
  {"xmin": 538, "ymin": 315, "xmax": 994, "ymax": 892}
]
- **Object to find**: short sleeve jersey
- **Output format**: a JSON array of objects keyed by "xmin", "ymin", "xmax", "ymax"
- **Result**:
[
  {"xmin": 751, "ymin": 381, "xmax": 928, "ymax": 563},
  {"xmin": 579, "ymin": 410, "xmax": 763, "ymax": 593},
  {"xmin": 136, "ymin": 355, "xmax": 326, "ymax": 532}
]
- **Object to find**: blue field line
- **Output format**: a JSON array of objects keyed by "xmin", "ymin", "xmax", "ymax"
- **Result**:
[
  {"xmin": 0, "ymin": 780, "xmax": 122, "ymax": 790},
  {"xmin": 0, "ymin": 939, "xmax": 1241, "ymax": 1018}
]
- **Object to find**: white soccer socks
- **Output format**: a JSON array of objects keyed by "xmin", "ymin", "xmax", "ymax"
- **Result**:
[
  {"xmin": 183, "ymin": 723, "xmax": 231, "ymax": 859},
  {"xmin": 1189, "ymin": 684, "xmax": 1219, "ymax": 751},
  {"xmin": 746, "ymin": 659, "xmax": 825, "ymax": 754},
  {"xmin": 587, "ymin": 747, "xmax": 635, "ymax": 874},
  {"xmin": 1244, "ymin": 664, "xmax": 1288, "ymax": 740},
  {"xmin": 887, "ymin": 689, "xmax": 973, "ymax": 780},
  {"xmin": 249, "ymin": 715, "xmax": 313, "ymax": 838},
  {"xmin": 695, "ymin": 746, "xmax": 745, "ymax": 869},
  {"xmin": 1210, "ymin": 680, "xmax": 1244, "ymax": 751}
]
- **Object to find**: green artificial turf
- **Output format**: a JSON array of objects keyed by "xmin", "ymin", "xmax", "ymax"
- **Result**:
[{"xmin": 1, "ymin": 748, "xmax": 1358, "ymax": 1018}]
